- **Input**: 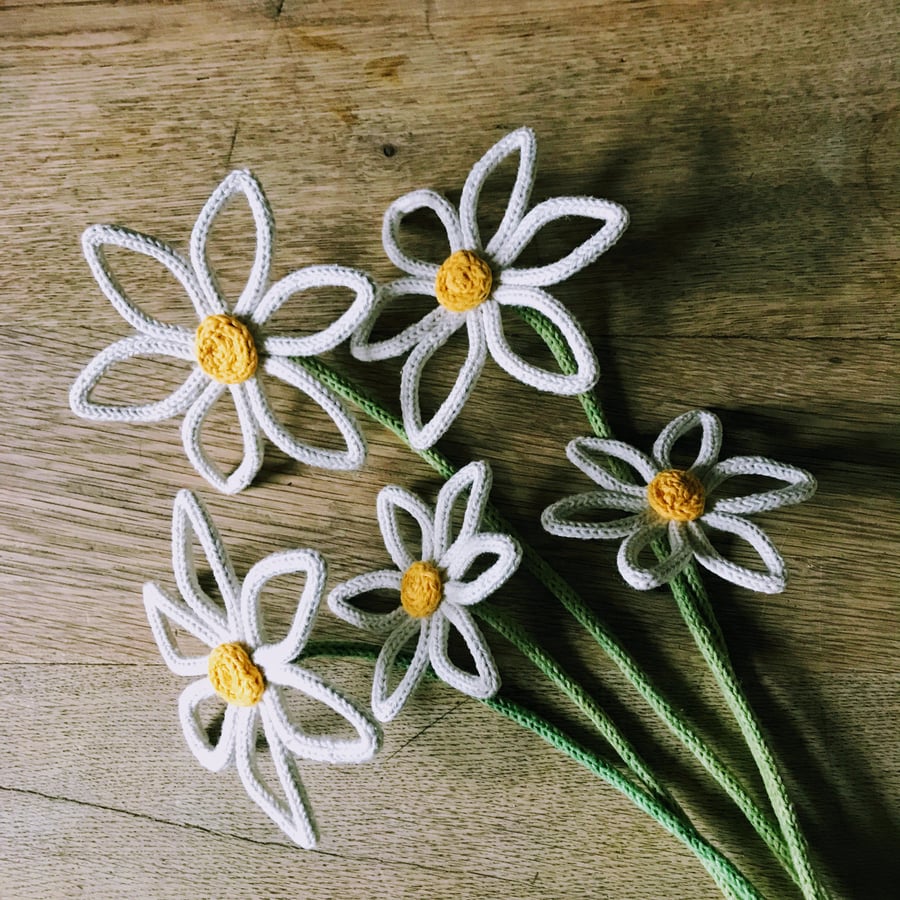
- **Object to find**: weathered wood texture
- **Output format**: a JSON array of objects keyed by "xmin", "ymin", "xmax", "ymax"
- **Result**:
[{"xmin": 1, "ymin": 1, "xmax": 897, "ymax": 897}]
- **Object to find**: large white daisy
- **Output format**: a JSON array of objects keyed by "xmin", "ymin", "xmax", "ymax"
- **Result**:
[
  {"xmin": 350, "ymin": 127, "xmax": 628, "ymax": 449},
  {"xmin": 541, "ymin": 410, "xmax": 817, "ymax": 593},
  {"xmin": 144, "ymin": 490, "xmax": 380, "ymax": 847},
  {"xmin": 328, "ymin": 461, "xmax": 521, "ymax": 722},
  {"xmin": 70, "ymin": 170, "xmax": 374, "ymax": 493}
]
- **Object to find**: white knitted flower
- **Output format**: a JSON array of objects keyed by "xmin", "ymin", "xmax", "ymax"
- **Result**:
[
  {"xmin": 144, "ymin": 490, "xmax": 380, "ymax": 847},
  {"xmin": 328, "ymin": 461, "xmax": 521, "ymax": 722},
  {"xmin": 70, "ymin": 170, "xmax": 374, "ymax": 494},
  {"xmin": 351, "ymin": 127, "xmax": 628, "ymax": 449},
  {"xmin": 542, "ymin": 410, "xmax": 817, "ymax": 594}
]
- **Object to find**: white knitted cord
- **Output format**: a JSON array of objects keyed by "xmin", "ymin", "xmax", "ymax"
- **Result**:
[
  {"xmin": 144, "ymin": 489, "xmax": 381, "ymax": 847},
  {"xmin": 70, "ymin": 170, "xmax": 375, "ymax": 493},
  {"xmin": 350, "ymin": 127, "xmax": 629, "ymax": 450},
  {"xmin": 327, "ymin": 461, "xmax": 522, "ymax": 722},
  {"xmin": 541, "ymin": 410, "xmax": 817, "ymax": 594}
]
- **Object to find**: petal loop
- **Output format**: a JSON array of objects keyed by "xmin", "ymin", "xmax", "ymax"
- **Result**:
[{"xmin": 459, "ymin": 127, "xmax": 538, "ymax": 256}]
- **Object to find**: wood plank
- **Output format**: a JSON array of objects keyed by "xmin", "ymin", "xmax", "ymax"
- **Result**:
[{"xmin": 1, "ymin": 0, "xmax": 897, "ymax": 896}]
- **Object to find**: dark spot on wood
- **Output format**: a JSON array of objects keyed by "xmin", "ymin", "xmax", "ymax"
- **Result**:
[
  {"xmin": 382, "ymin": 143, "xmax": 396, "ymax": 158},
  {"xmin": 364, "ymin": 55, "xmax": 408, "ymax": 82}
]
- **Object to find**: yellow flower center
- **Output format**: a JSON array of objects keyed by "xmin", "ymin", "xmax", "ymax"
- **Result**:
[
  {"xmin": 400, "ymin": 560, "xmax": 444, "ymax": 618},
  {"xmin": 207, "ymin": 642, "xmax": 266, "ymax": 706},
  {"xmin": 195, "ymin": 314, "xmax": 259, "ymax": 384},
  {"xmin": 434, "ymin": 250, "xmax": 493, "ymax": 313},
  {"xmin": 647, "ymin": 469, "xmax": 706, "ymax": 522}
]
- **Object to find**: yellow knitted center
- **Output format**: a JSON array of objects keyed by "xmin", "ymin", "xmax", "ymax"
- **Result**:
[
  {"xmin": 647, "ymin": 469, "xmax": 706, "ymax": 523},
  {"xmin": 434, "ymin": 250, "xmax": 493, "ymax": 313},
  {"xmin": 195, "ymin": 314, "xmax": 259, "ymax": 384},
  {"xmin": 208, "ymin": 642, "xmax": 266, "ymax": 706},
  {"xmin": 400, "ymin": 560, "xmax": 444, "ymax": 618}
]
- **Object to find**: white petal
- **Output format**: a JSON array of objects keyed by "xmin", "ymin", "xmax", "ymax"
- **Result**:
[
  {"xmin": 371, "ymin": 617, "xmax": 430, "ymax": 723},
  {"xmin": 251, "ymin": 358, "xmax": 366, "ymax": 470},
  {"xmin": 350, "ymin": 278, "xmax": 450, "ymax": 362},
  {"xmin": 459, "ymin": 127, "xmax": 537, "ymax": 257},
  {"xmin": 234, "ymin": 707, "xmax": 318, "ymax": 848},
  {"xmin": 652, "ymin": 410, "xmax": 722, "ymax": 475},
  {"xmin": 688, "ymin": 513, "xmax": 787, "ymax": 594},
  {"xmin": 564, "ymin": 437, "xmax": 649, "ymax": 496},
  {"xmin": 327, "ymin": 570, "xmax": 407, "ymax": 636},
  {"xmin": 256, "ymin": 265, "xmax": 375, "ymax": 355},
  {"xmin": 241, "ymin": 548, "xmax": 326, "ymax": 659},
  {"xmin": 382, "ymin": 189, "xmax": 463, "ymax": 277},
  {"xmin": 376, "ymin": 484, "xmax": 435, "ymax": 570},
  {"xmin": 497, "ymin": 197, "xmax": 629, "ymax": 282},
  {"xmin": 428, "ymin": 605, "xmax": 499, "ymax": 700},
  {"xmin": 541, "ymin": 493, "xmax": 646, "ymax": 541},
  {"xmin": 261, "ymin": 663, "xmax": 380, "ymax": 763},
  {"xmin": 81, "ymin": 224, "xmax": 207, "ymax": 334},
  {"xmin": 617, "ymin": 521, "xmax": 693, "ymax": 591},
  {"xmin": 566, "ymin": 437, "xmax": 659, "ymax": 486},
  {"xmin": 484, "ymin": 285, "xmax": 598, "ymax": 395},
  {"xmin": 400, "ymin": 312, "xmax": 486, "ymax": 450},
  {"xmin": 442, "ymin": 533, "xmax": 521, "ymax": 606},
  {"xmin": 143, "ymin": 582, "xmax": 223, "ymax": 676},
  {"xmin": 706, "ymin": 456, "xmax": 817, "ymax": 515},
  {"xmin": 170, "ymin": 489, "xmax": 241, "ymax": 633},
  {"xmin": 190, "ymin": 170, "xmax": 274, "ymax": 317},
  {"xmin": 177, "ymin": 678, "xmax": 239, "ymax": 772},
  {"xmin": 433, "ymin": 460, "xmax": 492, "ymax": 560},
  {"xmin": 181, "ymin": 380, "xmax": 265, "ymax": 495},
  {"xmin": 69, "ymin": 336, "xmax": 202, "ymax": 423}
]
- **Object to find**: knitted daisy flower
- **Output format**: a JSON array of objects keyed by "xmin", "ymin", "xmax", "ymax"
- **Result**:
[
  {"xmin": 143, "ymin": 490, "xmax": 380, "ymax": 847},
  {"xmin": 70, "ymin": 170, "xmax": 374, "ymax": 493},
  {"xmin": 350, "ymin": 127, "xmax": 628, "ymax": 449},
  {"xmin": 541, "ymin": 410, "xmax": 817, "ymax": 594},
  {"xmin": 328, "ymin": 461, "xmax": 521, "ymax": 722}
]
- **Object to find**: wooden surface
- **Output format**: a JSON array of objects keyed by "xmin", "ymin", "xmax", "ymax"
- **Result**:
[{"xmin": 1, "ymin": 1, "xmax": 898, "ymax": 897}]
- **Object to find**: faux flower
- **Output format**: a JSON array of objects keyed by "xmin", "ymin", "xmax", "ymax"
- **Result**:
[
  {"xmin": 350, "ymin": 127, "xmax": 628, "ymax": 449},
  {"xmin": 70, "ymin": 170, "xmax": 374, "ymax": 493},
  {"xmin": 541, "ymin": 410, "xmax": 817, "ymax": 593},
  {"xmin": 328, "ymin": 461, "xmax": 521, "ymax": 721},
  {"xmin": 143, "ymin": 490, "xmax": 380, "ymax": 847}
]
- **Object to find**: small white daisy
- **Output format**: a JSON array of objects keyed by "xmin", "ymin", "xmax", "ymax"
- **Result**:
[
  {"xmin": 144, "ymin": 490, "xmax": 380, "ymax": 847},
  {"xmin": 351, "ymin": 127, "xmax": 628, "ymax": 449},
  {"xmin": 70, "ymin": 170, "xmax": 374, "ymax": 493},
  {"xmin": 328, "ymin": 461, "xmax": 521, "ymax": 722},
  {"xmin": 541, "ymin": 410, "xmax": 817, "ymax": 593}
]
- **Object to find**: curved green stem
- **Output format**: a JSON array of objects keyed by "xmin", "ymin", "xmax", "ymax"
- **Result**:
[
  {"xmin": 299, "ymin": 640, "xmax": 763, "ymax": 900},
  {"xmin": 472, "ymin": 603, "xmax": 679, "ymax": 812},
  {"xmin": 296, "ymin": 355, "xmax": 793, "ymax": 882},
  {"xmin": 517, "ymin": 307, "xmax": 826, "ymax": 899}
]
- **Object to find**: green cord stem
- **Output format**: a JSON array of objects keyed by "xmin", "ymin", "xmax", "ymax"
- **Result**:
[
  {"xmin": 296, "ymin": 355, "xmax": 793, "ymax": 882},
  {"xmin": 300, "ymin": 640, "xmax": 763, "ymax": 900},
  {"xmin": 472, "ymin": 602, "xmax": 680, "ymax": 812},
  {"xmin": 517, "ymin": 306, "xmax": 826, "ymax": 900}
]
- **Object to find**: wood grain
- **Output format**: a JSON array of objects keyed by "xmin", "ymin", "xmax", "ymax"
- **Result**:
[{"xmin": 1, "ymin": 1, "xmax": 897, "ymax": 897}]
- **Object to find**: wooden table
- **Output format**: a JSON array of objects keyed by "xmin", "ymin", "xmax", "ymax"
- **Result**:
[{"xmin": 2, "ymin": 2, "xmax": 897, "ymax": 897}]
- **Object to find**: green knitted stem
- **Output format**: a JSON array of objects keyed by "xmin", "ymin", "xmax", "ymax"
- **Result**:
[
  {"xmin": 299, "ymin": 640, "xmax": 763, "ymax": 900},
  {"xmin": 295, "ymin": 355, "xmax": 792, "ymax": 882},
  {"xmin": 472, "ymin": 602, "xmax": 679, "ymax": 812},
  {"xmin": 516, "ymin": 306, "xmax": 826, "ymax": 900}
]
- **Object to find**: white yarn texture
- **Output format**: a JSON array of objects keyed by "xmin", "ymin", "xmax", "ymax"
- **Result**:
[
  {"xmin": 541, "ymin": 410, "xmax": 817, "ymax": 594},
  {"xmin": 143, "ymin": 490, "xmax": 380, "ymax": 847},
  {"xmin": 328, "ymin": 461, "xmax": 521, "ymax": 722},
  {"xmin": 70, "ymin": 170, "xmax": 374, "ymax": 494},
  {"xmin": 351, "ymin": 127, "xmax": 628, "ymax": 450}
]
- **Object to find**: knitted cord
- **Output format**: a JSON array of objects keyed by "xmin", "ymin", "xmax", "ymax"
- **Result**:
[
  {"xmin": 299, "ymin": 640, "xmax": 763, "ymax": 900},
  {"xmin": 472, "ymin": 603, "xmax": 680, "ymax": 813},
  {"xmin": 294, "ymin": 355, "xmax": 794, "ymax": 880},
  {"xmin": 519, "ymin": 306, "xmax": 826, "ymax": 899}
]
